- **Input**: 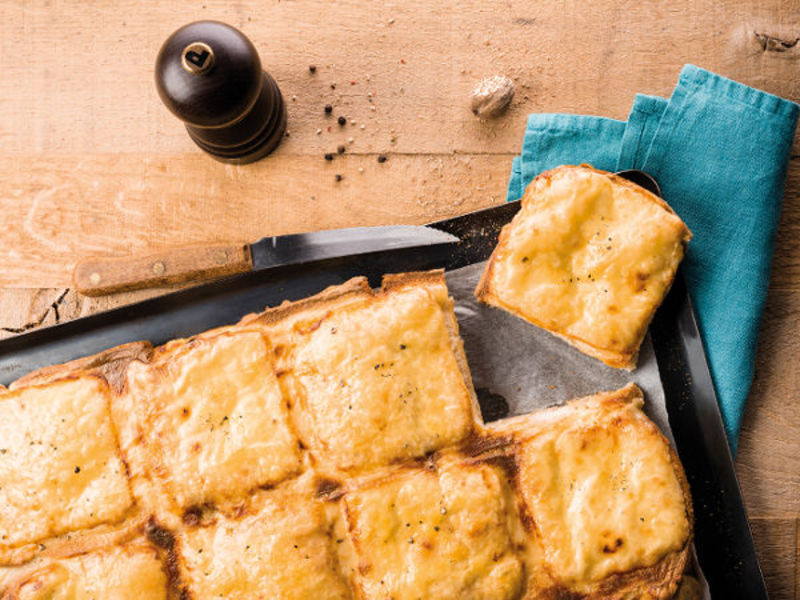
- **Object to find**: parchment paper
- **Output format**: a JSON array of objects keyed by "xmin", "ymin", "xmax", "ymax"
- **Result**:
[{"xmin": 445, "ymin": 261, "xmax": 710, "ymax": 598}]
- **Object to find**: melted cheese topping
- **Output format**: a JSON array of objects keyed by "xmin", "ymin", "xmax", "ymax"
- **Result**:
[
  {"xmin": 126, "ymin": 331, "xmax": 301, "ymax": 511},
  {"xmin": 8, "ymin": 541, "xmax": 167, "ymax": 599},
  {"xmin": 283, "ymin": 286, "xmax": 475, "ymax": 473},
  {"xmin": 178, "ymin": 492, "xmax": 349, "ymax": 599},
  {"xmin": 344, "ymin": 459, "xmax": 524, "ymax": 599},
  {"xmin": 0, "ymin": 378, "xmax": 132, "ymax": 550},
  {"xmin": 482, "ymin": 166, "xmax": 689, "ymax": 366},
  {"xmin": 500, "ymin": 389, "xmax": 689, "ymax": 591}
]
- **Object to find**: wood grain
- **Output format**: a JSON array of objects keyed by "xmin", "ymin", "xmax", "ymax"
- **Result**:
[
  {"xmin": 73, "ymin": 242, "xmax": 252, "ymax": 295},
  {"xmin": 0, "ymin": 153, "xmax": 508, "ymax": 287},
  {"xmin": 748, "ymin": 517, "xmax": 798, "ymax": 600},
  {"xmin": 1, "ymin": 0, "xmax": 798, "ymax": 591},
  {"xmin": 736, "ymin": 289, "xmax": 800, "ymax": 516}
]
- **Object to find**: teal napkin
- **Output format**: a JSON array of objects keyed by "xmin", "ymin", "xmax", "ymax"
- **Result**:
[{"xmin": 507, "ymin": 65, "xmax": 798, "ymax": 453}]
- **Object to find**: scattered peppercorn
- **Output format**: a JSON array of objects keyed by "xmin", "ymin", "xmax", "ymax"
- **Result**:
[
  {"xmin": 335, "ymin": 174, "xmax": 343, "ymax": 182},
  {"xmin": 324, "ymin": 153, "xmax": 334, "ymax": 161},
  {"xmin": 338, "ymin": 116, "xmax": 346, "ymax": 126},
  {"xmin": 337, "ymin": 145, "xmax": 346, "ymax": 154},
  {"xmin": 324, "ymin": 104, "xmax": 333, "ymax": 114},
  {"xmin": 74, "ymin": 466, "xmax": 81, "ymax": 473},
  {"xmin": 377, "ymin": 154, "xmax": 387, "ymax": 163},
  {"xmin": 309, "ymin": 65, "xmax": 317, "ymax": 73}
]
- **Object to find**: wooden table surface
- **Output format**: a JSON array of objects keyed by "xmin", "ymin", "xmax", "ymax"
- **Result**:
[{"xmin": 1, "ymin": 0, "xmax": 798, "ymax": 595}]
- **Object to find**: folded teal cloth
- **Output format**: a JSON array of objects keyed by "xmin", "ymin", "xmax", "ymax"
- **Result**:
[{"xmin": 507, "ymin": 65, "xmax": 798, "ymax": 453}]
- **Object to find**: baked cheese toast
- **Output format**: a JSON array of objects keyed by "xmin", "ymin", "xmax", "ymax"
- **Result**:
[
  {"xmin": 0, "ymin": 270, "xmax": 693, "ymax": 599},
  {"xmin": 476, "ymin": 165, "xmax": 692, "ymax": 369}
]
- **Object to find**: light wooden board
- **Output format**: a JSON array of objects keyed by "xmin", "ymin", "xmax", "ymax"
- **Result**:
[{"xmin": 1, "ymin": 0, "xmax": 798, "ymax": 594}]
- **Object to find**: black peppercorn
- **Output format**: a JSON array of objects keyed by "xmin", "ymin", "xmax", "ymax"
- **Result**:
[
  {"xmin": 337, "ymin": 145, "xmax": 346, "ymax": 154},
  {"xmin": 324, "ymin": 104, "xmax": 333, "ymax": 114},
  {"xmin": 335, "ymin": 174, "xmax": 343, "ymax": 182},
  {"xmin": 338, "ymin": 116, "xmax": 346, "ymax": 126},
  {"xmin": 309, "ymin": 65, "xmax": 317, "ymax": 73},
  {"xmin": 377, "ymin": 154, "xmax": 387, "ymax": 163},
  {"xmin": 324, "ymin": 153, "xmax": 334, "ymax": 161}
]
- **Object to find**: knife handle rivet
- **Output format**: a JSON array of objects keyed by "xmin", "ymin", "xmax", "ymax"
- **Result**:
[
  {"xmin": 151, "ymin": 261, "xmax": 166, "ymax": 276},
  {"xmin": 89, "ymin": 272, "xmax": 101, "ymax": 285}
]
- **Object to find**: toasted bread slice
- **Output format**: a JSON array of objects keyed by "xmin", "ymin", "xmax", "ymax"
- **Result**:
[
  {"xmin": 173, "ymin": 489, "xmax": 350, "ymax": 599},
  {"xmin": 254, "ymin": 269, "xmax": 482, "ymax": 476},
  {"xmin": 0, "ymin": 536, "xmax": 170, "ymax": 600},
  {"xmin": 120, "ymin": 329, "xmax": 302, "ymax": 522},
  {"xmin": 341, "ymin": 452, "xmax": 544, "ymax": 599},
  {"xmin": 1, "ymin": 271, "xmax": 693, "ymax": 599},
  {"xmin": 0, "ymin": 372, "xmax": 141, "ymax": 566},
  {"xmin": 488, "ymin": 384, "xmax": 693, "ymax": 598},
  {"xmin": 476, "ymin": 165, "xmax": 691, "ymax": 369}
]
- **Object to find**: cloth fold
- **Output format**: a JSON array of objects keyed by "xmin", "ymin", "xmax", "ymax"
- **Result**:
[{"xmin": 507, "ymin": 65, "xmax": 798, "ymax": 453}]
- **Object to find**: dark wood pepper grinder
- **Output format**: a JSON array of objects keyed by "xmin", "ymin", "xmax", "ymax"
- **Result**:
[{"xmin": 155, "ymin": 21, "xmax": 287, "ymax": 164}]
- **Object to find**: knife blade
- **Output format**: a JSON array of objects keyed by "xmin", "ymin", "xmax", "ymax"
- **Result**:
[{"xmin": 73, "ymin": 225, "xmax": 459, "ymax": 296}]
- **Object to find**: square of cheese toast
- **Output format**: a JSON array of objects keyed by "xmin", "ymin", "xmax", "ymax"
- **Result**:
[
  {"xmin": 0, "ymin": 538, "xmax": 169, "ymax": 599},
  {"xmin": 263, "ymin": 270, "xmax": 481, "ymax": 474},
  {"xmin": 175, "ymin": 490, "xmax": 349, "ymax": 599},
  {"xmin": 124, "ymin": 330, "xmax": 301, "ymax": 514},
  {"xmin": 476, "ymin": 165, "xmax": 691, "ymax": 369},
  {"xmin": 0, "ymin": 377, "xmax": 134, "ymax": 563},
  {"xmin": 342, "ymin": 457, "xmax": 525, "ymax": 599},
  {"xmin": 488, "ymin": 384, "xmax": 692, "ymax": 598}
]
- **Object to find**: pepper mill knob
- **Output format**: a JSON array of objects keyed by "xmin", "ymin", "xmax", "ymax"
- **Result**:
[{"xmin": 155, "ymin": 20, "xmax": 287, "ymax": 164}]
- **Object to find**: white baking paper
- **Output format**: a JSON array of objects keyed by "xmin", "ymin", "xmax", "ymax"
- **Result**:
[{"xmin": 445, "ymin": 261, "xmax": 710, "ymax": 598}]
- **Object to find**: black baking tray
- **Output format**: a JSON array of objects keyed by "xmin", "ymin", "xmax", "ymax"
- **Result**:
[{"xmin": 0, "ymin": 212, "xmax": 766, "ymax": 598}]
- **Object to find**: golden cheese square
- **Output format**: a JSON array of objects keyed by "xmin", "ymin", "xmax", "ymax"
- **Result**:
[
  {"xmin": 0, "ymin": 377, "xmax": 133, "ymax": 555},
  {"xmin": 0, "ymin": 540, "xmax": 168, "ymax": 599},
  {"xmin": 343, "ymin": 458, "xmax": 525, "ymax": 599},
  {"xmin": 279, "ymin": 272, "xmax": 479, "ymax": 473},
  {"xmin": 489, "ymin": 385, "xmax": 692, "ymax": 596},
  {"xmin": 176, "ymin": 491, "xmax": 349, "ymax": 599},
  {"xmin": 126, "ymin": 330, "xmax": 301, "ymax": 511},
  {"xmin": 477, "ymin": 165, "xmax": 691, "ymax": 369}
]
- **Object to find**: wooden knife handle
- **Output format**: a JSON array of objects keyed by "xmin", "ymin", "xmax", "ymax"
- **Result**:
[{"xmin": 73, "ymin": 243, "xmax": 253, "ymax": 296}]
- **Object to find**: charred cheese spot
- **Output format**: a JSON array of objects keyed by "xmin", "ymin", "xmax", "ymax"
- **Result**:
[{"xmin": 479, "ymin": 165, "xmax": 690, "ymax": 367}]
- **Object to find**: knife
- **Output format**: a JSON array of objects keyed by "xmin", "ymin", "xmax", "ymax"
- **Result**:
[
  {"xmin": 73, "ymin": 226, "xmax": 460, "ymax": 296},
  {"xmin": 73, "ymin": 170, "xmax": 660, "ymax": 297}
]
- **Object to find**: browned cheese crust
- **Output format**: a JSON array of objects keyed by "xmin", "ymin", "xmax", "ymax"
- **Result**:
[{"xmin": 1, "ymin": 271, "xmax": 692, "ymax": 599}]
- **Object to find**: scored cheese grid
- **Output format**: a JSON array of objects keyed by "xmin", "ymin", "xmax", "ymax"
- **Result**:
[{"xmin": 0, "ymin": 270, "xmax": 691, "ymax": 598}]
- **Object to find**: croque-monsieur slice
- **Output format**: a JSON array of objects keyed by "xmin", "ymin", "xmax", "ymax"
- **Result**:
[
  {"xmin": 476, "ymin": 165, "xmax": 692, "ymax": 369},
  {"xmin": 0, "ymin": 536, "xmax": 170, "ymax": 599},
  {"xmin": 248, "ymin": 270, "xmax": 482, "ymax": 477},
  {"xmin": 0, "ymin": 345, "xmax": 149, "ymax": 567},
  {"xmin": 487, "ymin": 384, "xmax": 693, "ymax": 598}
]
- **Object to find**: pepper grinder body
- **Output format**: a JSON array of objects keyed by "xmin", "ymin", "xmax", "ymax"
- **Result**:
[{"xmin": 155, "ymin": 21, "xmax": 286, "ymax": 164}]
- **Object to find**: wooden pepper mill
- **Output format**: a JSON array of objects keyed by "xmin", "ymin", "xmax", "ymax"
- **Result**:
[{"xmin": 155, "ymin": 20, "xmax": 287, "ymax": 164}]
